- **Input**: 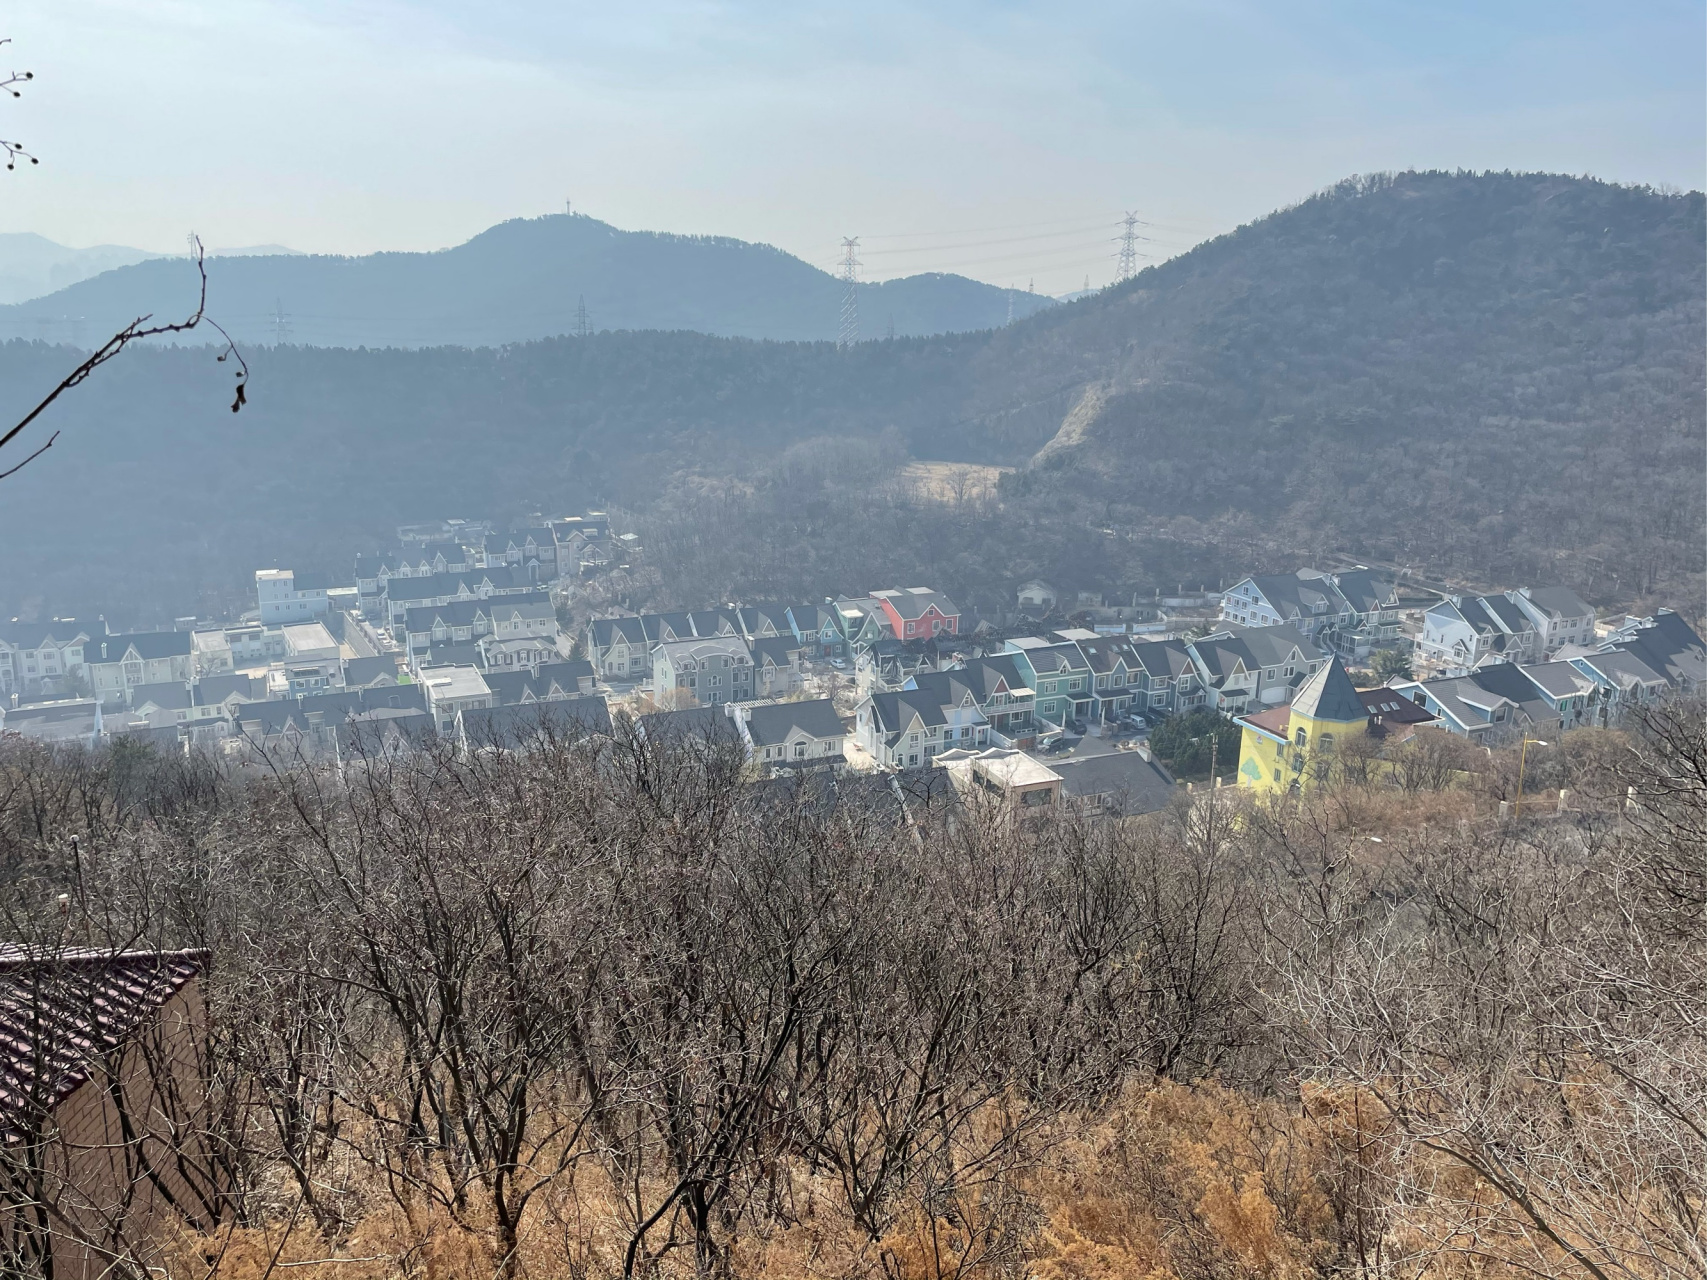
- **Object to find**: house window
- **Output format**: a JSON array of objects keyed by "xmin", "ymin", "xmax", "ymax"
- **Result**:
[
  {"xmin": 1294, "ymin": 728, "xmax": 1307, "ymax": 747},
  {"xmin": 794, "ymin": 742, "xmax": 807, "ymax": 758}
]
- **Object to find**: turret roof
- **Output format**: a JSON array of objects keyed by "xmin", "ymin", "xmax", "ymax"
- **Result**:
[{"xmin": 1289, "ymin": 656, "xmax": 1366, "ymax": 724}]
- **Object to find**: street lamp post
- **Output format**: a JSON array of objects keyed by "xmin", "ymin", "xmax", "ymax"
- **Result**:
[{"xmin": 1514, "ymin": 736, "xmax": 1549, "ymax": 818}]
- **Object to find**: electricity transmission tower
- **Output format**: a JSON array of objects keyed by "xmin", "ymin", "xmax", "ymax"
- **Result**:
[
  {"xmin": 575, "ymin": 295, "xmax": 592, "ymax": 338},
  {"xmin": 271, "ymin": 298, "xmax": 292, "ymax": 345},
  {"xmin": 1116, "ymin": 211, "xmax": 1141, "ymax": 282},
  {"xmin": 837, "ymin": 237, "xmax": 860, "ymax": 349}
]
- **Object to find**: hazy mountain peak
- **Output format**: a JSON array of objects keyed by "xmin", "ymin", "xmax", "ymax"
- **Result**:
[
  {"xmin": 0, "ymin": 214, "xmax": 1054, "ymax": 348},
  {"xmin": 0, "ymin": 233, "xmax": 165, "ymax": 305}
]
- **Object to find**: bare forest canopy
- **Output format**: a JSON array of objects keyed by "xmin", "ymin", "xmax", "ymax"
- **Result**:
[
  {"xmin": 0, "ymin": 170, "xmax": 1699, "ymax": 625},
  {"xmin": 0, "ymin": 698, "xmax": 1702, "ymax": 1277},
  {"xmin": 0, "ymin": 212, "xmax": 1057, "ymax": 348}
]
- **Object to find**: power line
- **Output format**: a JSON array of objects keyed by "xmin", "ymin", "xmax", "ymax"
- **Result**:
[
  {"xmin": 574, "ymin": 295, "xmax": 591, "ymax": 338},
  {"xmin": 857, "ymin": 221, "xmax": 1124, "ymax": 257},
  {"xmin": 271, "ymin": 297, "xmax": 292, "ymax": 345},
  {"xmin": 861, "ymin": 212, "xmax": 1125, "ymax": 242},
  {"xmin": 837, "ymin": 237, "xmax": 860, "ymax": 350}
]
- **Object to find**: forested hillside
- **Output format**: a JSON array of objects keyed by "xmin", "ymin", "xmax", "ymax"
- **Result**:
[
  {"xmin": 0, "ymin": 171, "xmax": 1698, "ymax": 624},
  {"xmin": 0, "ymin": 213, "xmax": 1055, "ymax": 348}
]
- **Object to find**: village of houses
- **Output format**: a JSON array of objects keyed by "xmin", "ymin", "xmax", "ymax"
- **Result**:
[{"xmin": 1, "ymin": 510, "xmax": 1701, "ymax": 816}]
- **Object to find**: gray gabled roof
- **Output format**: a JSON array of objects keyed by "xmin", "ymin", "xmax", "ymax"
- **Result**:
[
  {"xmin": 1518, "ymin": 586, "xmax": 1593, "ymax": 621},
  {"xmin": 486, "ymin": 597, "xmax": 556, "ymax": 624},
  {"xmin": 1127, "ymin": 639, "xmax": 1195, "ymax": 680},
  {"xmin": 1516, "ymin": 661, "xmax": 1594, "ymax": 701},
  {"xmin": 637, "ymin": 705, "xmax": 742, "ymax": 745},
  {"xmin": 786, "ymin": 604, "xmax": 832, "ymax": 633},
  {"xmin": 384, "ymin": 566, "xmax": 531, "ymax": 603},
  {"xmin": 195, "ymin": 673, "xmax": 266, "ymax": 703},
  {"xmin": 751, "ymin": 635, "xmax": 804, "ymax": 668},
  {"xmin": 871, "ymin": 587, "xmax": 959, "ymax": 621},
  {"xmin": 130, "ymin": 681, "xmax": 192, "ymax": 712},
  {"xmin": 460, "ymin": 696, "xmax": 611, "ymax": 744},
  {"xmin": 1051, "ymin": 751, "xmax": 1176, "ymax": 816},
  {"xmin": 868, "ymin": 688, "xmax": 952, "ymax": 737},
  {"xmin": 588, "ymin": 615, "xmax": 648, "ymax": 648},
  {"xmin": 1073, "ymin": 635, "xmax": 1140, "ymax": 675},
  {"xmin": 92, "ymin": 631, "xmax": 193, "ymax": 663},
  {"xmin": 1328, "ymin": 569, "xmax": 1398, "ymax": 615},
  {"xmin": 1241, "ymin": 573, "xmax": 1347, "ymax": 620},
  {"xmin": 1450, "ymin": 597, "xmax": 1501, "ymax": 636},
  {"xmin": 405, "ymin": 599, "xmax": 492, "ymax": 632},
  {"xmin": 342, "ymin": 656, "xmax": 403, "ymax": 688},
  {"xmin": 744, "ymin": 698, "xmax": 846, "ymax": 747},
  {"xmin": 1012, "ymin": 641, "xmax": 1089, "ymax": 676},
  {"xmin": 954, "ymin": 654, "xmax": 1029, "ymax": 699},
  {"xmin": 905, "ymin": 668, "xmax": 987, "ymax": 712},
  {"xmin": 655, "ymin": 636, "xmax": 751, "ymax": 664},
  {"xmin": 1290, "ymin": 657, "xmax": 1366, "ymax": 723},
  {"xmin": 1480, "ymin": 594, "xmax": 1534, "ymax": 634},
  {"xmin": 1609, "ymin": 611, "xmax": 1705, "ymax": 688},
  {"xmin": 1214, "ymin": 622, "xmax": 1319, "ymax": 670},
  {"xmin": 1574, "ymin": 648, "xmax": 1669, "ymax": 691},
  {"xmin": 0, "ymin": 622, "xmax": 90, "ymax": 650}
]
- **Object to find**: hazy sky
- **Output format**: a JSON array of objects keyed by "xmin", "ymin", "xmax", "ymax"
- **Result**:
[{"xmin": 3, "ymin": 1, "xmax": 1702, "ymax": 293}]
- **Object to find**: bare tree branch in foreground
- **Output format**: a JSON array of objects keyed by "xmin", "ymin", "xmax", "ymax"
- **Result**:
[
  {"xmin": 0, "ymin": 39, "xmax": 37, "ymax": 171},
  {"xmin": 0, "ymin": 236, "xmax": 249, "ymax": 481}
]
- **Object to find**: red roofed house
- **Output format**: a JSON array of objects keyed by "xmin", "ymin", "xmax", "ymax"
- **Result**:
[{"xmin": 870, "ymin": 588, "xmax": 960, "ymax": 641}]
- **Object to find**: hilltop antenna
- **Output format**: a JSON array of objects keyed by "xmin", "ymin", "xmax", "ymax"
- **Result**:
[
  {"xmin": 574, "ymin": 295, "xmax": 591, "ymax": 338},
  {"xmin": 1006, "ymin": 288, "xmax": 1014, "ymax": 326},
  {"xmin": 271, "ymin": 298, "xmax": 292, "ymax": 345},
  {"xmin": 837, "ymin": 237, "xmax": 860, "ymax": 349},
  {"xmin": 1117, "ymin": 211, "xmax": 1141, "ymax": 282}
]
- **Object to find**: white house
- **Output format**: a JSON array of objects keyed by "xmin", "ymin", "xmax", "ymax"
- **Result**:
[
  {"xmin": 652, "ymin": 637, "xmax": 754, "ymax": 709},
  {"xmin": 1509, "ymin": 586, "xmax": 1595, "ymax": 656},
  {"xmin": 855, "ymin": 685, "xmax": 989, "ymax": 769},
  {"xmin": 1417, "ymin": 595, "xmax": 1541, "ymax": 673},
  {"xmin": 256, "ymin": 569, "xmax": 334, "ymax": 625},
  {"xmin": 0, "ymin": 622, "xmax": 90, "ymax": 698},
  {"xmin": 734, "ymin": 698, "xmax": 847, "ymax": 775},
  {"xmin": 421, "ymin": 665, "xmax": 494, "ymax": 733},
  {"xmin": 1220, "ymin": 568, "xmax": 1402, "ymax": 658},
  {"xmin": 1015, "ymin": 580, "xmax": 1058, "ymax": 611},
  {"xmin": 86, "ymin": 632, "xmax": 196, "ymax": 706}
]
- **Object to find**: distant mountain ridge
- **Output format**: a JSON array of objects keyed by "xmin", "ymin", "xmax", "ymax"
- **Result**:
[
  {"xmin": 0, "ymin": 233, "xmax": 163, "ymax": 306},
  {"xmin": 0, "ymin": 214, "xmax": 1056, "ymax": 348},
  {"xmin": 0, "ymin": 171, "xmax": 1698, "ymax": 624}
]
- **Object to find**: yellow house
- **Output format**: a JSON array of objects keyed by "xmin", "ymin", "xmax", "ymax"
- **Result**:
[{"xmin": 1235, "ymin": 656, "xmax": 1369, "ymax": 793}]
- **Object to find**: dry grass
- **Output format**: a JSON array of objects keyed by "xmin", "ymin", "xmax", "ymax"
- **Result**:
[
  {"xmin": 160, "ymin": 1077, "xmax": 1628, "ymax": 1280},
  {"xmin": 895, "ymin": 462, "xmax": 1011, "ymax": 504}
]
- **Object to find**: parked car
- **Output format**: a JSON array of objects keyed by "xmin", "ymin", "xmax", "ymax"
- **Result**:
[
  {"xmin": 830, "ymin": 658, "xmax": 847, "ymax": 669},
  {"xmin": 1124, "ymin": 713, "xmax": 1147, "ymax": 730}
]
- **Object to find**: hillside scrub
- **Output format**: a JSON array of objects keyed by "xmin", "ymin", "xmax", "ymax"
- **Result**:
[{"xmin": 0, "ymin": 698, "xmax": 1700, "ymax": 1278}]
